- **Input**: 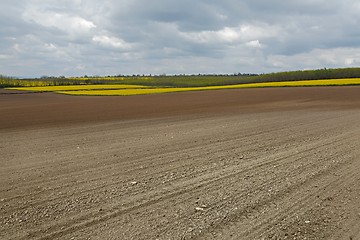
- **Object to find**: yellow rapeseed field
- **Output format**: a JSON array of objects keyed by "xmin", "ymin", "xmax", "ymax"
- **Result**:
[
  {"xmin": 58, "ymin": 78, "xmax": 360, "ymax": 96},
  {"xmin": 242, "ymin": 78, "xmax": 360, "ymax": 88},
  {"xmin": 57, "ymin": 88, "xmax": 192, "ymax": 96},
  {"xmin": 7, "ymin": 84, "xmax": 150, "ymax": 92},
  {"xmin": 7, "ymin": 78, "xmax": 360, "ymax": 96},
  {"xmin": 0, "ymin": 79, "xmax": 54, "ymax": 87}
]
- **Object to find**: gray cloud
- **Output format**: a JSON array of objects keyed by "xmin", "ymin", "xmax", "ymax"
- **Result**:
[{"xmin": 1, "ymin": 0, "xmax": 360, "ymax": 77}]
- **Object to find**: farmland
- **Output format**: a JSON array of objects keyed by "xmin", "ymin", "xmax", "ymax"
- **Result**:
[
  {"xmin": 3, "ymin": 68, "xmax": 360, "ymax": 96},
  {"xmin": 1, "ymin": 86, "xmax": 360, "ymax": 239},
  {"xmin": 51, "ymin": 78, "xmax": 360, "ymax": 96},
  {"xmin": 1, "ymin": 68, "xmax": 360, "ymax": 239},
  {"xmin": 5, "ymin": 78, "xmax": 360, "ymax": 96},
  {"xmin": 3, "ymin": 67, "xmax": 360, "ymax": 88},
  {"xmin": 8, "ymin": 84, "xmax": 150, "ymax": 92}
]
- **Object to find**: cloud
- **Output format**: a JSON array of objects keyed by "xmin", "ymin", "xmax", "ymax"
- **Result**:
[
  {"xmin": 180, "ymin": 23, "xmax": 279, "ymax": 44},
  {"xmin": 246, "ymin": 40, "xmax": 262, "ymax": 49},
  {"xmin": 0, "ymin": 54, "xmax": 11, "ymax": 60},
  {"xmin": 22, "ymin": 9, "xmax": 96, "ymax": 40},
  {"xmin": 92, "ymin": 35, "xmax": 131, "ymax": 50},
  {"xmin": 267, "ymin": 47, "xmax": 360, "ymax": 70},
  {"xmin": 1, "ymin": 0, "xmax": 360, "ymax": 77}
]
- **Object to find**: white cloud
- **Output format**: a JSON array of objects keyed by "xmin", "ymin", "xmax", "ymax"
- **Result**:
[
  {"xmin": 43, "ymin": 43, "xmax": 57, "ymax": 51},
  {"xmin": 92, "ymin": 35, "xmax": 131, "ymax": 50},
  {"xmin": 22, "ymin": 10, "xmax": 96, "ymax": 35},
  {"xmin": 267, "ymin": 47, "xmax": 360, "ymax": 70},
  {"xmin": 215, "ymin": 13, "xmax": 228, "ymax": 21},
  {"xmin": 246, "ymin": 40, "xmax": 262, "ymax": 48},
  {"xmin": 316, "ymin": 48, "xmax": 360, "ymax": 66},
  {"xmin": 13, "ymin": 44, "xmax": 22, "ymax": 53},
  {"xmin": 180, "ymin": 23, "xmax": 280, "ymax": 44},
  {"xmin": 0, "ymin": 54, "xmax": 11, "ymax": 60}
]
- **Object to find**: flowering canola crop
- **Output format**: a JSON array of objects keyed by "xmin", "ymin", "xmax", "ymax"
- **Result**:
[
  {"xmin": 7, "ymin": 78, "xmax": 360, "ymax": 96},
  {"xmin": 8, "ymin": 84, "xmax": 149, "ymax": 92}
]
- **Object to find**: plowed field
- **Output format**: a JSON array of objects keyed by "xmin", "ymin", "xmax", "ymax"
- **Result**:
[{"xmin": 1, "ymin": 87, "xmax": 360, "ymax": 239}]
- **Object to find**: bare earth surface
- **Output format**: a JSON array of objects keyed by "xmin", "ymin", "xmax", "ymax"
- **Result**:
[{"xmin": 1, "ymin": 87, "xmax": 360, "ymax": 240}]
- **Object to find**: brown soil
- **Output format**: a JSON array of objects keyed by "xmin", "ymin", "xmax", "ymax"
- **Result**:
[{"xmin": 1, "ymin": 87, "xmax": 360, "ymax": 239}]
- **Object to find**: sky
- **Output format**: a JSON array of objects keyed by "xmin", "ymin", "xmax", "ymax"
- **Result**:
[{"xmin": 1, "ymin": 0, "xmax": 360, "ymax": 77}]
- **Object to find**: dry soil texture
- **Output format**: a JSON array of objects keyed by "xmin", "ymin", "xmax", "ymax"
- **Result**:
[{"xmin": 1, "ymin": 87, "xmax": 360, "ymax": 240}]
